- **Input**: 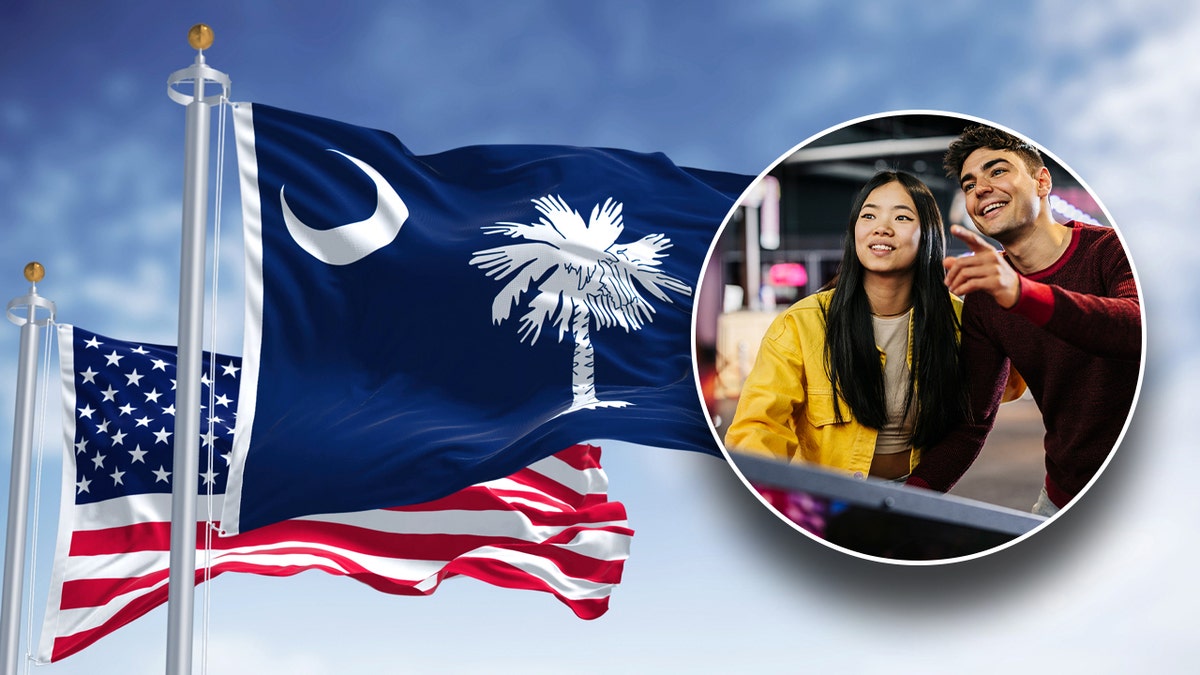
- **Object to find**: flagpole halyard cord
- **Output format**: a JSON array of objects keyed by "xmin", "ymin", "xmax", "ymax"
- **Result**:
[
  {"xmin": 200, "ymin": 92, "xmax": 230, "ymax": 675},
  {"xmin": 22, "ymin": 317, "xmax": 56, "ymax": 674},
  {"xmin": 1, "ymin": 264, "xmax": 55, "ymax": 675},
  {"xmin": 164, "ymin": 24, "xmax": 229, "ymax": 675}
]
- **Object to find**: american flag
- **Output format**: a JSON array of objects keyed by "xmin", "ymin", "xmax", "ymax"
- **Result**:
[{"xmin": 38, "ymin": 325, "xmax": 633, "ymax": 663}]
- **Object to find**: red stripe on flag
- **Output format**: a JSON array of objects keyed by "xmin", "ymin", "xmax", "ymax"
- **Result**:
[{"xmin": 69, "ymin": 522, "xmax": 173, "ymax": 554}]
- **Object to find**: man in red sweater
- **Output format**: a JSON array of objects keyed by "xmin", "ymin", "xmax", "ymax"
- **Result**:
[{"xmin": 906, "ymin": 125, "xmax": 1142, "ymax": 517}]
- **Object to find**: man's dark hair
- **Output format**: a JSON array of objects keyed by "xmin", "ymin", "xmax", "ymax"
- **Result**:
[{"xmin": 943, "ymin": 124, "xmax": 1044, "ymax": 181}]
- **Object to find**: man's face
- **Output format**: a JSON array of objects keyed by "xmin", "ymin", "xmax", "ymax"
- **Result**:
[{"xmin": 958, "ymin": 148, "xmax": 1050, "ymax": 242}]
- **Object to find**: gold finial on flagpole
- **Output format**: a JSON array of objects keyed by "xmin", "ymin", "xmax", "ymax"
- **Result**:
[
  {"xmin": 188, "ymin": 24, "xmax": 214, "ymax": 51},
  {"xmin": 23, "ymin": 262, "xmax": 44, "ymax": 284}
]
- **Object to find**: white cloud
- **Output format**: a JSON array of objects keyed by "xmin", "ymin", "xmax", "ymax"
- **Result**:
[
  {"xmin": 1018, "ymin": 4, "xmax": 1200, "ymax": 362},
  {"xmin": 80, "ymin": 259, "xmax": 174, "ymax": 322},
  {"xmin": 201, "ymin": 632, "xmax": 336, "ymax": 675}
]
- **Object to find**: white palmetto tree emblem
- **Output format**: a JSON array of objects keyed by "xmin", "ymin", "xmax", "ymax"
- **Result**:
[{"xmin": 469, "ymin": 195, "xmax": 692, "ymax": 415}]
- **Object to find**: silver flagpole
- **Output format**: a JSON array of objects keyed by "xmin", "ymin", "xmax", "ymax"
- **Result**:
[
  {"xmin": 164, "ymin": 24, "xmax": 228, "ymax": 675},
  {"xmin": 1, "ymin": 262, "xmax": 55, "ymax": 675}
]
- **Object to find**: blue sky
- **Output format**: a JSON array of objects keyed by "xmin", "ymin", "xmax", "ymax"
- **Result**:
[{"xmin": 1, "ymin": 1, "xmax": 1195, "ymax": 672}]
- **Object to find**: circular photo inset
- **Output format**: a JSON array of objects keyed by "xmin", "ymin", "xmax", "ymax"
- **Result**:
[{"xmin": 693, "ymin": 111, "xmax": 1144, "ymax": 564}]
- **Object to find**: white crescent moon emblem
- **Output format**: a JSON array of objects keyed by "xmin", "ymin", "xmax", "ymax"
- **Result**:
[{"xmin": 280, "ymin": 150, "xmax": 409, "ymax": 266}]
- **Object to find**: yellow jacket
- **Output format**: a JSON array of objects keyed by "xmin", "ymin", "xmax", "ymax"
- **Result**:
[{"xmin": 724, "ymin": 290, "xmax": 971, "ymax": 479}]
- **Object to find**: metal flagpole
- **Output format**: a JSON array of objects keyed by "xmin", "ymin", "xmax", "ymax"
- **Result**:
[
  {"xmin": 1, "ymin": 262, "xmax": 55, "ymax": 675},
  {"xmin": 164, "ymin": 24, "xmax": 229, "ymax": 675}
]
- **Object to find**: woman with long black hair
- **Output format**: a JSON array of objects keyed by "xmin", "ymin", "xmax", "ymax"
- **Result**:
[{"xmin": 724, "ymin": 170, "xmax": 973, "ymax": 480}]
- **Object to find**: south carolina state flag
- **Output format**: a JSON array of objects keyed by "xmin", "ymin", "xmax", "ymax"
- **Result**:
[{"xmin": 224, "ymin": 103, "xmax": 750, "ymax": 533}]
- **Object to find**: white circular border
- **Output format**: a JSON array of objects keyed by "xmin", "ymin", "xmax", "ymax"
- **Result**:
[{"xmin": 691, "ymin": 109, "xmax": 1148, "ymax": 567}]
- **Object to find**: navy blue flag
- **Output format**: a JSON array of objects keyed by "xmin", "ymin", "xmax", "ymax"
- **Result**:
[{"xmin": 224, "ymin": 103, "xmax": 751, "ymax": 533}]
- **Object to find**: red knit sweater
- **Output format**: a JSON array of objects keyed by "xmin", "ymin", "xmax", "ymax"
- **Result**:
[{"xmin": 908, "ymin": 222, "xmax": 1142, "ymax": 506}]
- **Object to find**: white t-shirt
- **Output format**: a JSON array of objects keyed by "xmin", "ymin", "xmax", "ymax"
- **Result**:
[{"xmin": 871, "ymin": 311, "xmax": 915, "ymax": 455}]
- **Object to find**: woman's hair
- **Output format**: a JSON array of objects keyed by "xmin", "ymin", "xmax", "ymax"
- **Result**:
[{"xmin": 821, "ymin": 170, "xmax": 970, "ymax": 448}]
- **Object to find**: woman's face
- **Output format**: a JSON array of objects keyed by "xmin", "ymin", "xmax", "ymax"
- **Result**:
[{"xmin": 854, "ymin": 180, "xmax": 922, "ymax": 277}]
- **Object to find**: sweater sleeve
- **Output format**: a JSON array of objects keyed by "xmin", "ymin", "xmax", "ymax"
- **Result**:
[
  {"xmin": 723, "ymin": 315, "xmax": 808, "ymax": 461},
  {"xmin": 906, "ymin": 301, "xmax": 1008, "ymax": 492},
  {"xmin": 1007, "ymin": 229, "xmax": 1142, "ymax": 361}
]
